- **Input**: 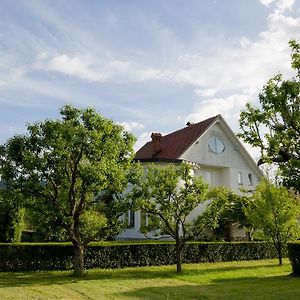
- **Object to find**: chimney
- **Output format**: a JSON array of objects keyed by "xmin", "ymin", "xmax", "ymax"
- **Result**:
[
  {"xmin": 186, "ymin": 121, "xmax": 195, "ymax": 127},
  {"xmin": 151, "ymin": 132, "xmax": 162, "ymax": 154}
]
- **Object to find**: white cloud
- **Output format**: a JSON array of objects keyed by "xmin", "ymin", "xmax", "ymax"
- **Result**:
[
  {"xmin": 276, "ymin": 0, "xmax": 295, "ymax": 13},
  {"xmin": 187, "ymin": 94, "xmax": 249, "ymax": 126},
  {"xmin": 134, "ymin": 131, "xmax": 152, "ymax": 152},
  {"xmin": 33, "ymin": 3, "xmax": 299, "ymax": 90},
  {"xmin": 260, "ymin": 0, "xmax": 276, "ymax": 6},
  {"xmin": 117, "ymin": 121, "xmax": 145, "ymax": 132},
  {"xmin": 46, "ymin": 55, "xmax": 108, "ymax": 82},
  {"xmin": 194, "ymin": 89, "xmax": 216, "ymax": 97},
  {"xmin": 259, "ymin": 0, "xmax": 295, "ymax": 12}
]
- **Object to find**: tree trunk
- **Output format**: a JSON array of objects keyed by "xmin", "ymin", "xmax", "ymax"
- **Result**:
[
  {"xmin": 73, "ymin": 243, "xmax": 85, "ymax": 277},
  {"xmin": 175, "ymin": 239, "xmax": 182, "ymax": 273},
  {"xmin": 278, "ymin": 245, "xmax": 282, "ymax": 266},
  {"xmin": 224, "ymin": 220, "xmax": 233, "ymax": 241}
]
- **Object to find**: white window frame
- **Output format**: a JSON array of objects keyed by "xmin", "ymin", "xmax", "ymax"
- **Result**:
[
  {"xmin": 126, "ymin": 210, "xmax": 135, "ymax": 228},
  {"xmin": 205, "ymin": 171, "xmax": 212, "ymax": 185},
  {"xmin": 238, "ymin": 172, "xmax": 243, "ymax": 185}
]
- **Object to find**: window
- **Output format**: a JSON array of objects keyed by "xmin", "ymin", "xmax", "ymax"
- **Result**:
[
  {"xmin": 125, "ymin": 210, "xmax": 135, "ymax": 228},
  {"xmin": 238, "ymin": 172, "xmax": 243, "ymax": 185},
  {"xmin": 248, "ymin": 173, "xmax": 253, "ymax": 186},
  {"xmin": 205, "ymin": 171, "xmax": 212, "ymax": 184}
]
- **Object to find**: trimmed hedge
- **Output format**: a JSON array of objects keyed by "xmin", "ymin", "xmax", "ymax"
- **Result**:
[
  {"xmin": 288, "ymin": 241, "xmax": 300, "ymax": 275},
  {"xmin": 0, "ymin": 241, "xmax": 279, "ymax": 272},
  {"xmin": 0, "ymin": 243, "xmax": 73, "ymax": 272}
]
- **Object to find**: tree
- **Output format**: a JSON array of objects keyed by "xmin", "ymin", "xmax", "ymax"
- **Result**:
[
  {"xmin": 193, "ymin": 187, "xmax": 253, "ymax": 241},
  {"xmin": 192, "ymin": 187, "xmax": 229, "ymax": 240},
  {"xmin": 0, "ymin": 105, "xmax": 136, "ymax": 276},
  {"xmin": 0, "ymin": 186, "xmax": 26, "ymax": 243},
  {"xmin": 247, "ymin": 179, "xmax": 300, "ymax": 265},
  {"xmin": 133, "ymin": 163, "xmax": 208, "ymax": 273},
  {"xmin": 239, "ymin": 39, "xmax": 300, "ymax": 191}
]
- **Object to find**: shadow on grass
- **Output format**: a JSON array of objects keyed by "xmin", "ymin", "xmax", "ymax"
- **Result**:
[
  {"xmin": 117, "ymin": 284, "xmax": 209, "ymax": 300},
  {"xmin": 117, "ymin": 275, "xmax": 298, "ymax": 300},
  {"xmin": 0, "ymin": 261, "xmax": 290, "ymax": 289}
]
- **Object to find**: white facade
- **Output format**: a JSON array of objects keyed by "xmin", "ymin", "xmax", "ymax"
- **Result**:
[
  {"xmin": 180, "ymin": 121, "xmax": 261, "ymax": 192},
  {"xmin": 117, "ymin": 116, "xmax": 263, "ymax": 240}
]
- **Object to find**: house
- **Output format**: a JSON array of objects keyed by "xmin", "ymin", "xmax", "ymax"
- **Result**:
[{"xmin": 117, "ymin": 114, "xmax": 263, "ymax": 240}]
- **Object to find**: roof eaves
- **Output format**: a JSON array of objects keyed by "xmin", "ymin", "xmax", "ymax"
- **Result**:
[{"xmin": 134, "ymin": 158, "xmax": 183, "ymax": 163}]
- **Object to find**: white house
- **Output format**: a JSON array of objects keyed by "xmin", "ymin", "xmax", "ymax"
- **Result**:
[{"xmin": 117, "ymin": 114, "xmax": 263, "ymax": 240}]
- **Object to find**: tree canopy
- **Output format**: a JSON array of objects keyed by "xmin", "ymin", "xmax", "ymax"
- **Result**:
[
  {"xmin": 0, "ymin": 105, "xmax": 137, "ymax": 276},
  {"xmin": 133, "ymin": 163, "xmax": 208, "ymax": 273},
  {"xmin": 193, "ymin": 187, "xmax": 253, "ymax": 241},
  {"xmin": 246, "ymin": 179, "xmax": 300, "ymax": 265},
  {"xmin": 239, "ymin": 40, "xmax": 300, "ymax": 191}
]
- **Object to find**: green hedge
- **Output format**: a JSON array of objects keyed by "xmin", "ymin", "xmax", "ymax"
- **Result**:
[
  {"xmin": 0, "ymin": 243, "xmax": 73, "ymax": 272},
  {"xmin": 288, "ymin": 241, "xmax": 300, "ymax": 275},
  {"xmin": 0, "ymin": 241, "xmax": 279, "ymax": 272}
]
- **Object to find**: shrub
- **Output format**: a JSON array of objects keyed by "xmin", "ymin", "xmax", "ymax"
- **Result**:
[
  {"xmin": 0, "ymin": 243, "xmax": 73, "ymax": 271},
  {"xmin": 287, "ymin": 241, "xmax": 300, "ymax": 275},
  {"xmin": 0, "ymin": 241, "xmax": 280, "ymax": 272}
]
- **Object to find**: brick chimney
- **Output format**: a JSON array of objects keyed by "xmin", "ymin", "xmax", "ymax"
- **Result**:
[{"xmin": 151, "ymin": 132, "xmax": 162, "ymax": 154}]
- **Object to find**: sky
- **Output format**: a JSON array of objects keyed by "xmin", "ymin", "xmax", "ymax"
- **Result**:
[{"xmin": 1, "ymin": 0, "xmax": 300, "ymax": 160}]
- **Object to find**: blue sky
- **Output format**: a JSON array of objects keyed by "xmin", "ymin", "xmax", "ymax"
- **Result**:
[{"xmin": 1, "ymin": 0, "xmax": 300, "ymax": 158}]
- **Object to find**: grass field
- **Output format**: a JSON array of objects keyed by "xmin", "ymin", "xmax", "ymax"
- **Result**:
[{"xmin": 0, "ymin": 259, "xmax": 298, "ymax": 299}]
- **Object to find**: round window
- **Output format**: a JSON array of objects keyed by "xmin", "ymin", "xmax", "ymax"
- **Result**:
[{"xmin": 208, "ymin": 136, "xmax": 225, "ymax": 154}]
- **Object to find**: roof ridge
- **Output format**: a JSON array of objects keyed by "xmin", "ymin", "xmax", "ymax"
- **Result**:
[{"xmin": 162, "ymin": 114, "xmax": 220, "ymax": 138}]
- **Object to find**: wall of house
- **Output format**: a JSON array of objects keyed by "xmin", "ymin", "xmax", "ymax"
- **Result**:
[
  {"xmin": 117, "ymin": 210, "xmax": 146, "ymax": 240},
  {"xmin": 180, "ymin": 121, "xmax": 260, "ymax": 193}
]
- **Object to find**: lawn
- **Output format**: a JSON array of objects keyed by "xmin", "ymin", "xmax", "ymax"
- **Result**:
[{"xmin": 0, "ymin": 259, "xmax": 298, "ymax": 299}]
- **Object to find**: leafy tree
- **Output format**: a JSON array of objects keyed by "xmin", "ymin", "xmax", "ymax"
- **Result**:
[
  {"xmin": 239, "ymin": 39, "xmax": 300, "ymax": 191},
  {"xmin": 133, "ymin": 163, "xmax": 208, "ymax": 273},
  {"xmin": 24, "ymin": 205, "xmax": 68, "ymax": 242},
  {"xmin": 0, "ymin": 187, "xmax": 25, "ymax": 243},
  {"xmin": 0, "ymin": 105, "xmax": 136, "ymax": 276},
  {"xmin": 192, "ymin": 187, "xmax": 229, "ymax": 240},
  {"xmin": 247, "ymin": 179, "xmax": 300, "ymax": 265},
  {"xmin": 193, "ymin": 187, "xmax": 253, "ymax": 241}
]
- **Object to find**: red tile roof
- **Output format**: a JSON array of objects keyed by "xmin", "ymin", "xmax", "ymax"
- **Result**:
[{"xmin": 135, "ymin": 115, "xmax": 219, "ymax": 161}]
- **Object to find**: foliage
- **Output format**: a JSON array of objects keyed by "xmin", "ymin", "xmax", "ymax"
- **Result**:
[
  {"xmin": 193, "ymin": 187, "xmax": 253, "ymax": 241},
  {"xmin": 192, "ymin": 187, "xmax": 228, "ymax": 238},
  {"xmin": 133, "ymin": 163, "xmax": 209, "ymax": 272},
  {"xmin": 11, "ymin": 207, "xmax": 26, "ymax": 242},
  {"xmin": 0, "ymin": 188, "xmax": 25, "ymax": 243},
  {"xmin": 239, "ymin": 39, "xmax": 300, "ymax": 192},
  {"xmin": 246, "ymin": 179, "xmax": 300, "ymax": 265},
  {"xmin": 24, "ymin": 207, "xmax": 68, "ymax": 242},
  {"xmin": 79, "ymin": 210, "xmax": 107, "ymax": 241},
  {"xmin": 287, "ymin": 241, "xmax": 300, "ymax": 275},
  {"xmin": 0, "ymin": 241, "xmax": 279, "ymax": 272},
  {"xmin": 0, "ymin": 105, "xmax": 137, "ymax": 276}
]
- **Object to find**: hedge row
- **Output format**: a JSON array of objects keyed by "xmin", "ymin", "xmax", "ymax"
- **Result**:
[
  {"xmin": 288, "ymin": 241, "xmax": 300, "ymax": 275},
  {"xmin": 0, "ymin": 241, "xmax": 279, "ymax": 272}
]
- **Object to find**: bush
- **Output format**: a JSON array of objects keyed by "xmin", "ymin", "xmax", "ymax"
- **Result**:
[
  {"xmin": 0, "ymin": 243, "xmax": 73, "ymax": 271},
  {"xmin": 288, "ymin": 241, "xmax": 300, "ymax": 275},
  {"xmin": 0, "ymin": 241, "xmax": 280, "ymax": 272}
]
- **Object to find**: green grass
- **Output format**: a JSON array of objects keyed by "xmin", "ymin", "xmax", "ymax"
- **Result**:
[{"xmin": 0, "ymin": 259, "xmax": 298, "ymax": 299}]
